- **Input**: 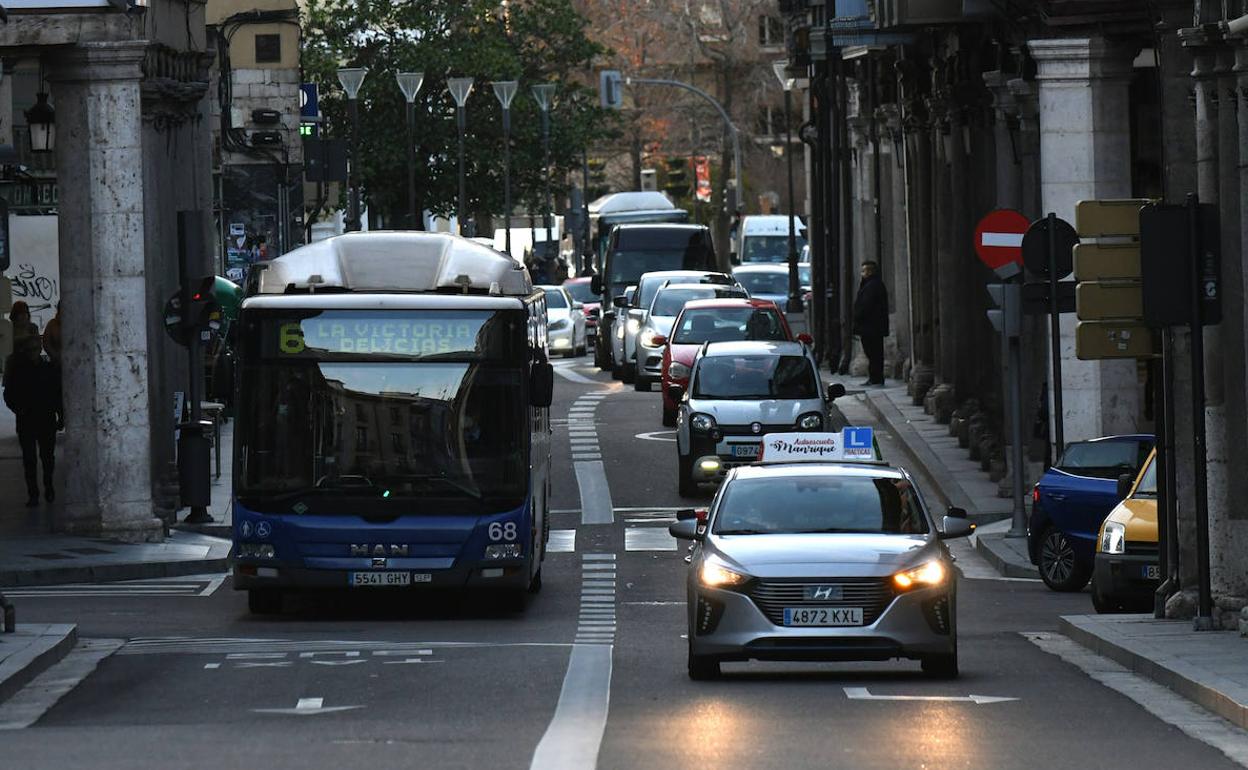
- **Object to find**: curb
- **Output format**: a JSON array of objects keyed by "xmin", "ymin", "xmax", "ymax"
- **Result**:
[
  {"xmin": 858, "ymin": 389, "xmax": 1006, "ymax": 529},
  {"xmin": 172, "ymin": 523, "xmax": 231, "ymax": 539},
  {"xmin": 0, "ymin": 624, "xmax": 78, "ymax": 704},
  {"xmin": 974, "ymin": 533, "xmax": 1038, "ymax": 579},
  {"xmin": 0, "ymin": 556, "xmax": 232, "ymax": 588},
  {"xmin": 1059, "ymin": 615, "xmax": 1248, "ymax": 729}
]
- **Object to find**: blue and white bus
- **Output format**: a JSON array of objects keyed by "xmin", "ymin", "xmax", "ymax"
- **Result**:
[{"xmin": 231, "ymin": 232, "xmax": 553, "ymax": 613}]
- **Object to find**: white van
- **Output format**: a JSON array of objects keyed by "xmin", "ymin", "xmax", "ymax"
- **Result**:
[{"xmin": 735, "ymin": 214, "xmax": 806, "ymax": 264}]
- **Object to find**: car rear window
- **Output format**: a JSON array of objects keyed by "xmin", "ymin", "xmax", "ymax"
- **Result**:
[
  {"xmin": 543, "ymin": 288, "xmax": 568, "ymax": 308},
  {"xmin": 651, "ymin": 286, "xmax": 746, "ymax": 317},
  {"xmin": 714, "ymin": 475, "xmax": 928, "ymax": 535},
  {"xmin": 672, "ymin": 307, "xmax": 787, "ymax": 344},
  {"xmin": 1057, "ymin": 440, "xmax": 1151, "ymax": 480}
]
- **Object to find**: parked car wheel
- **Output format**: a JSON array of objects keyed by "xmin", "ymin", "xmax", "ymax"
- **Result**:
[{"xmin": 1038, "ymin": 526, "xmax": 1092, "ymax": 591}]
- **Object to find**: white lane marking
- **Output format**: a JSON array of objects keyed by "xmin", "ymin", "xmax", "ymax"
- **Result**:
[
  {"xmin": 529, "ymin": 646, "xmax": 614, "ymax": 769},
  {"xmin": 552, "ymin": 364, "xmax": 602, "ymax": 385},
  {"xmin": 204, "ymin": 663, "xmax": 221, "ymax": 670},
  {"xmin": 6, "ymin": 573, "xmax": 228, "ymax": 598},
  {"xmin": 625, "ymin": 528, "xmax": 677, "ymax": 552},
  {"xmin": 569, "ymin": 437, "xmax": 600, "ymax": 444},
  {"xmin": 548, "ymin": 529, "xmax": 576, "ymax": 553},
  {"xmin": 843, "ymin": 687, "xmax": 1018, "ymax": 705},
  {"xmin": 118, "ymin": 639, "xmax": 572, "ymax": 656},
  {"xmin": 581, "ymin": 554, "xmax": 616, "ymax": 561},
  {"xmin": 1026, "ymin": 632, "xmax": 1248, "ymax": 766},
  {"xmin": 635, "ymin": 430, "xmax": 678, "ymax": 442},
  {"xmin": 581, "ymin": 580, "xmax": 615, "ymax": 588},
  {"xmin": 573, "ymin": 454, "xmax": 603, "ymax": 461},
  {"xmin": 575, "ymin": 460, "xmax": 613, "ymax": 526},
  {"xmin": 253, "ymin": 697, "xmax": 364, "ymax": 716},
  {"xmin": 0, "ymin": 639, "xmax": 123, "ymax": 730}
]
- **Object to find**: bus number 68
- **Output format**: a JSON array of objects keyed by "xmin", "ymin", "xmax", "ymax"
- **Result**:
[{"xmin": 488, "ymin": 522, "xmax": 518, "ymax": 542}]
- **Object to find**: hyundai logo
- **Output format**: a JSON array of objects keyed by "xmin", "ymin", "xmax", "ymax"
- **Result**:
[
  {"xmin": 351, "ymin": 544, "xmax": 410, "ymax": 557},
  {"xmin": 804, "ymin": 585, "xmax": 843, "ymax": 601}
]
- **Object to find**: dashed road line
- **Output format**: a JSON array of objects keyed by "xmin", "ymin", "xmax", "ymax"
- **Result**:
[{"xmin": 625, "ymin": 527, "xmax": 677, "ymax": 552}]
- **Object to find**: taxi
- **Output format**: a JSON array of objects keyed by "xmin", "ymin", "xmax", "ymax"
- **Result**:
[
  {"xmin": 669, "ymin": 430, "xmax": 974, "ymax": 680},
  {"xmin": 1091, "ymin": 449, "xmax": 1159, "ymax": 613}
]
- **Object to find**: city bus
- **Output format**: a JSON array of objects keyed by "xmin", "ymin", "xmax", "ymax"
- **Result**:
[{"xmin": 231, "ymin": 232, "xmax": 554, "ymax": 614}]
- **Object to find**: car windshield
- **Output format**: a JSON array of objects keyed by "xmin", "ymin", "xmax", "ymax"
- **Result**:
[
  {"xmin": 1134, "ymin": 456, "xmax": 1157, "ymax": 497},
  {"xmin": 742, "ymin": 234, "xmax": 806, "ymax": 263},
  {"xmin": 1057, "ymin": 439, "xmax": 1151, "ymax": 480},
  {"xmin": 693, "ymin": 354, "xmax": 818, "ymax": 399},
  {"xmin": 672, "ymin": 307, "xmax": 787, "ymax": 344},
  {"xmin": 714, "ymin": 475, "xmax": 929, "ymax": 535},
  {"xmin": 564, "ymin": 281, "xmax": 599, "ymax": 303},
  {"xmin": 652, "ymin": 287, "xmax": 745, "ymax": 317},
  {"xmin": 543, "ymin": 288, "xmax": 568, "ymax": 308},
  {"xmin": 734, "ymin": 271, "xmax": 790, "ymax": 296}
]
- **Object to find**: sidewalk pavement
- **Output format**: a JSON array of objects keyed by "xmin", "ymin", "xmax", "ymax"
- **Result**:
[
  {"xmin": 0, "ymin": 623, "xmax": 77, "ymax": 704},
  {"xmin": 0, "ymin": 530, "xmax": 231, "ymax": 587},
  {"xmin": 1061, "ymin": 614, "xmax": 1248, "ymax": 729}
]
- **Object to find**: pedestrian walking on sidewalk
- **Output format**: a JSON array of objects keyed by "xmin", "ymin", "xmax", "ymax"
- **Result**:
[
  {"xmin": 3, "ymin": 334, "xmax": 63, "ymax": 506},
  {"xmin": 8, "ymin": 300, "xmax": 40, "ymax": 353},
  {"xmin": 852, "ymin": 260, "xmax": 888, "ymax": 386}
]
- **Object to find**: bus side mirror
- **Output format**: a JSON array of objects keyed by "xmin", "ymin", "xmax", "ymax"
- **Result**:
[
  {"xmin": 591, "ymin": 275, "xmax": 603, "ymax": 295},
  {"xmin": 531, "ymin": 362, "xmax": 554, "ymax": 407}
]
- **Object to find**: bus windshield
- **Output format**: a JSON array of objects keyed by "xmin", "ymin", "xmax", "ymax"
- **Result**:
[{"xmin": 236, "ymin": 309, "xmax": 528, "ymax": 514}]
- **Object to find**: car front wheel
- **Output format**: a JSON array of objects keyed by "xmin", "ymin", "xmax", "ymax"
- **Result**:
[
  {"xmin": 1038, "ymin": 526, "xmax": 1092, "ymax": 592},
  {"xmin": 687, "ymin": 639, "xmax": 720, "ymax": 680}
]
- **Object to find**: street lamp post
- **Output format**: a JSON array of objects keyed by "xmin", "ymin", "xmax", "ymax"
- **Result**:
[
  {"xmin": 492, "ymin": 80, "xmax": 519, "ymax": 257},
  {"xmin": 772, "ymin": 59, "xmax": 801, "ymax": 313},
  {"xmin": 396, "ymin": 72, "xmax": 425, "ymax": 229},
  {"xmin": 447, "ymin": 77, "xmax": 475, "ymax": 236},
  {"xmin": 531, "ymin": 83, "xmax": 557, "ymax": 247},
  {"xmin": 337, "ymin": 67, "xmax": 368, "ymax": 232}
]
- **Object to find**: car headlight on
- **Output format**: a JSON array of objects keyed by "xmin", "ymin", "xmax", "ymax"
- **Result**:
[
  {"xmin": 616, "ymin": 323, "xmax": 625, "ymax": 339},
  {"xmin": 1100, "ymin": 521, "xmax": 1126, "ymax": 555},
  {"xmin": 626, "ymin": 318, "xmax": 641, "ymax": 335},
  {"xmin": 668, "ymin": 361, "xmax": 690, "ymax": 380},
  {"xmin": 689, "ymin": 413, "xmax": 717, "ymax": 433},
  {"xmin": 797, "ymin": 412, "xmax": 823, "ymax": 431},
  {"xmin": 549, "ymin": 318, "xmax": 569, "ymax": 331},
  {"xmin": 700, "ymin": 557, "xmax": 749, "ymax": 588},
  {"xmin": 892, "ymin": 560, "xmax": 946, "ymax": 591},
  {"xmin": 640, "ymin": 328, "xmax": 662, "ymax": 348}
]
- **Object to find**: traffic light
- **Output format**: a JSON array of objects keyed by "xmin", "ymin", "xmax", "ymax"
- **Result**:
[
  {"xmin": 599, "ymin": 70, "xmax": 623, "ymax": 110},
  {"xmin": 663, "ymin": 157, "xmax": 690, "ymax": 201},
  {"xmin": 188, "ymin": 276, "xmax": 223, "ymax": 333},
  {"xmin": 985, "ymin": 283, "xmax": 1021, "ymax": 338},
  {"xmin": 587, "ymin": 157, "xmax": 609, "ymax": 200}
]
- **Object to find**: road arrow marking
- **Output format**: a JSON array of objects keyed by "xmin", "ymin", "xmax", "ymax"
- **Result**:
[
  {"xmin": 252, "ymin": 697, "xmax": 363, "ymax": 716},
  {"xmin": 843, "ymin": 687, "xmax": 1018, "ymax": 705}
]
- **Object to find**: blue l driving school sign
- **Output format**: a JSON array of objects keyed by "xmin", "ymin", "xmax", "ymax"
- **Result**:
[{"xmin": 300, "ymin": 83, "xmax": 319, "ymax": 121}]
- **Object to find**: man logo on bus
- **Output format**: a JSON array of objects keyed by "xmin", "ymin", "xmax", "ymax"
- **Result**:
[{"xmin": 351, "ymin": 544, "xmax": 410, "ymax": 557}]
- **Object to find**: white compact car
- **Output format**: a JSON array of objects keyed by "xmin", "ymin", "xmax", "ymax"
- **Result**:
[{"xmin": 541, "ymin": 285, "xmax": 587, "ymax": 357}]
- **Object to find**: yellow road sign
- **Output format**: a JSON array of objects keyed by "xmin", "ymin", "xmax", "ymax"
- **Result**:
[
  {"xmin": 1073, "ymin": 242, "xmax": 1141, "ymax": 281},
  {"xmin": 1075, "ymin": 321, "xmax": 1155, "ymax": 359},
  {"xmin": 1076, "ymin": 283, "xmax": 1143, "ymax": 320},
  {"xmin": 1075, "ymin": 199, "xmax": 1152, "ymax": 238}
]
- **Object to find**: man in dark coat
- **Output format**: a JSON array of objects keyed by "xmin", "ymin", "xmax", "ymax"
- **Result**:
[
  {"xmin": 852, "ymin": 260, "xmax": 889, "ymax": 386},
  {"xmin": 3, "ymin": 334, "xmax": 63, "ymax": 506}
]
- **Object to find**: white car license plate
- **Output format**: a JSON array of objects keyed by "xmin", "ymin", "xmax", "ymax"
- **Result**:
[
  {"xmin": 730, "ymin": 443, "xmax": 761, "ymax": 458},
  {"xmin": 1142, "ymin": 564, "xmax": 1160, "ymax": 580},
  {"xmin": 349, "ymin": 571, "xmax": 423, "ymax": 587},
  {"xmin": 783, "ymin": 607, "xmax": 864, "ymax": 626}
]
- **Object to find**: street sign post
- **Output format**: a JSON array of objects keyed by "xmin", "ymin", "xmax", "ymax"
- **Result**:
[{"xmin": 985, "ymin": 281, "xmax": 1026, "ymax": 537}]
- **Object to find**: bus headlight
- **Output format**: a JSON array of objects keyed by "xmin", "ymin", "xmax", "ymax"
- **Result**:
[
  {"xmin": 893, "ymin": 560, "xmax": 946, "ymax": 591},
  {"xmin": 238, "ymin": 543, "xmax": 276, "ymax": 559},
  {"xmin": 485, "ymin": 543, "xmax": 524, "ymax": 560},
  {"xmin": 1100, "ymin": 522, "xmax": 1126, "ymax": 555}
]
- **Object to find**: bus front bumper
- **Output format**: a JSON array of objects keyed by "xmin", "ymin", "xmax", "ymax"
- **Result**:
[{"xmin": 232, "ymin": 559, "xmax": 531, "ymax": 591}]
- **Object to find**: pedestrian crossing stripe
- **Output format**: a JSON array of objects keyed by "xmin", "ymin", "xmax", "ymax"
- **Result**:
[{"xmin": 5, "ymin": 574, "xmax": 226, "ymax": 598}]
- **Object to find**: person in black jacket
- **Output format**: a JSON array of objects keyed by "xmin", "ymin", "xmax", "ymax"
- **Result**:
[
  {"xmin": 3, "ymin": 334, "xmax": 63, "ymax": 506},
  {"xmin": 852, "ymin": 260, "xmax": 889, "ymax": 386}
]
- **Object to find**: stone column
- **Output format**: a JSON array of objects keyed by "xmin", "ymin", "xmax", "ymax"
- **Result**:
[
  {"xmin": 880, "ymin": 103, "xmax": 911, "ymax": 375},
  {"xmin": 983, "ymin": 70, "xmax": 1021, "ymax": 211},
  {"xmin": 1028, "ymin": 38, "xmax": 1141, "ymax": 444},
  {"xmin": 50, "ymin": 42, "xmax": 161, "ymax": 541}
]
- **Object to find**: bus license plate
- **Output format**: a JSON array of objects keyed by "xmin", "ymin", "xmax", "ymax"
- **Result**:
[
  {"xmin": 350, "ymin": 571, "xmax": 414, "ymax": 587},
  {"xmin": 783, "ymin": 607, "xmax": 863, "ymax": 626},
  {"xmin": 730, "ymin": 443, "xmax": 761, "ymax": 458},
  {"xmin": 1141, "ymin": 564, "xmax": 1160, "ymax": 580}
]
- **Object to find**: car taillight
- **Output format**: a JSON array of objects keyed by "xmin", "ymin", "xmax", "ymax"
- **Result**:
[{"xmin": 1032, "ymin": 486, "xmax": 1040, "ymax": 504}]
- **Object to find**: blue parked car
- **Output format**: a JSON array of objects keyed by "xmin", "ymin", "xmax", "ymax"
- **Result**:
[{"xmin": 1028, "ymin": 434, "xmax": 1154, "ymax": 591}]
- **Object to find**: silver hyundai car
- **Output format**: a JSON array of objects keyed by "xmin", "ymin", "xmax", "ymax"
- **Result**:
[
  {"xmin": 673, "ymin": 340, "xmax": 839, "ymax": 496},
  {"xmin": 669, "ymin": 449, "xmax": 974, "ymax": 680}
]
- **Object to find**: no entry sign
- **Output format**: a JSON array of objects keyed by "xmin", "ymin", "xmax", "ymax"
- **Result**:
[{"xmin": 974, "ymin": 209, "xmax": 1030, "ymax": 270}]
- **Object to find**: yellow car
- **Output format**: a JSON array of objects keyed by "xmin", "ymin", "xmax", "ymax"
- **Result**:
[{"xmin": 1091, "ymin": 450, "xmax": 1159, "ymax": 613}]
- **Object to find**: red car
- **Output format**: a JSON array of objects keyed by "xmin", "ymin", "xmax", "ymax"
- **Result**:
[
  {"xmin": 563, "ymin": 276, "xmax": 602, "ymax": 343},
  {"xmin": 657, "ymin": 298, "xmax": 808, "ymax": 426}
]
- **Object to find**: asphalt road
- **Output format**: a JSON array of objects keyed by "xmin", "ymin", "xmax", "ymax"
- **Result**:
[{"xmin": 7, "ymin": 358, "xmax": 1245, "ymax": 769}]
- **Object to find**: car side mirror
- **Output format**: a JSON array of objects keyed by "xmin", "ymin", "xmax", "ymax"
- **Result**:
[
  {"xmin": 613, "ymin": 294, "xmax": 629, "ymax": 308},
  {"xmin": 591, "ymin": 275, "xmax": 603, "ymax": 295},
  {"xmin": 826, "ymin": 383, "xmax": 846, "ymax": 401},
  {"xmin": 946, "ymin": 506, "xmax": 968, "ymax": 519},
  {"xmin": 668, "ymin": 519, "xmax": 702, "ymax": 541},
  {"xmin": 530, "ymin": 362, "xmax": 554, "ymax": 407},
  {"xmin": 1116, "ymin": 472, "xmax": 1135, "ymax": 500},
  {"xmin": 572, "ymin": 301, "xmax": 583, "ymax": 310},
  {"xmin": 652, "ymin": 335, "xmax": 667, "ymax": 346},
  {"xmin": 676, "ymin": 508, "xmax": 697, "ymax": 520},
  {"xmin": 796, "ymin": 333, "xmax": 814, "ymax": 345},
  {"xmin": 939, "ymin": 516, "xmax": 975, "ymax": 540}
]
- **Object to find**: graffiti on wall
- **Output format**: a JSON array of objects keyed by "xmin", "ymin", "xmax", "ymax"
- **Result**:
[{"xmin": 7, "ymin": 262, "xmax": 59, "ymax": 328}]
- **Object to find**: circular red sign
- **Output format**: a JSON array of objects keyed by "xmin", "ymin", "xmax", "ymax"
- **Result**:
[{"xmin": 973, "ymin": 209, "xmax": 1030, "ymax": 270}]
